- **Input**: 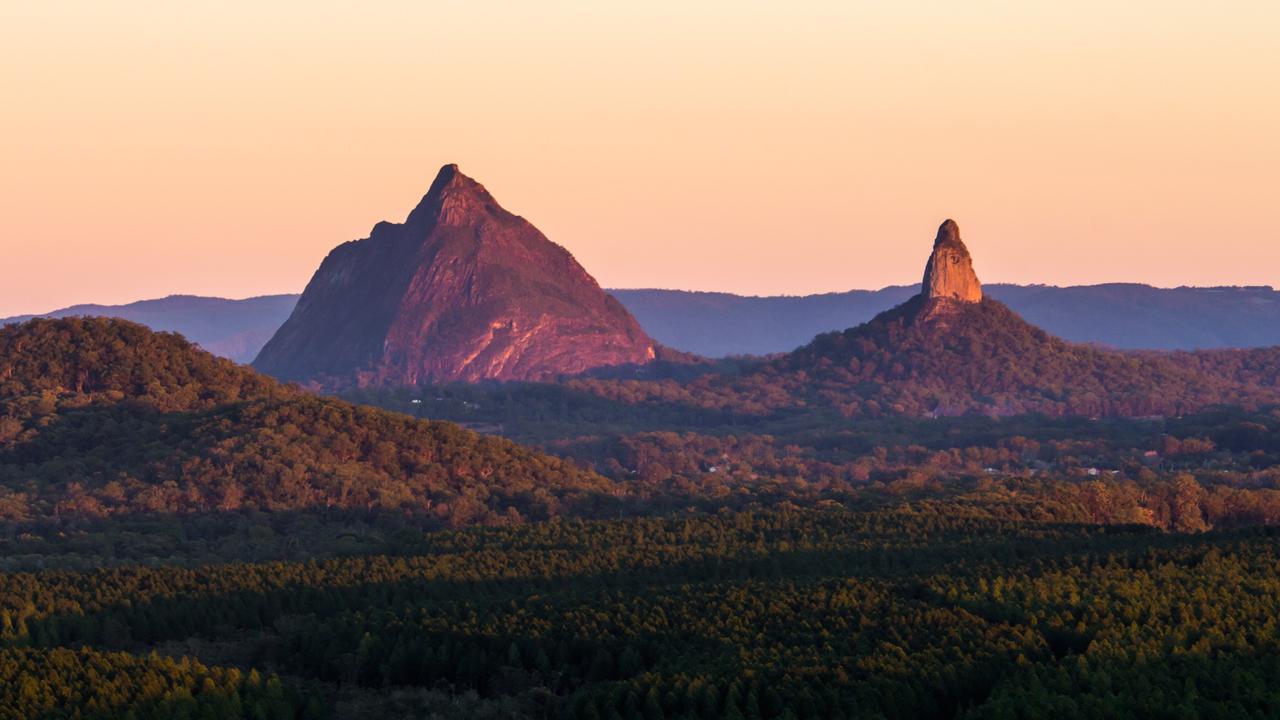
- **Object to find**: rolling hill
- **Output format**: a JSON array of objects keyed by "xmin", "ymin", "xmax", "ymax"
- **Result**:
[{"xmin": 0, "ymin": 317, "xmax": 612, "ymax": 523}]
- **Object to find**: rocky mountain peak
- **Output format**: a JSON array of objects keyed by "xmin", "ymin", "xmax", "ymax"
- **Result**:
[
  {"xmin": 921, "ymin": 219, "xmax": 982, "ymax": 303},
  {"xmin": 405, "ymin": 164, "xmax": 499, "ymax": 228},
  {"xmin": 253, "ymin": 165, "xmax": 657, "ymax": 387}
]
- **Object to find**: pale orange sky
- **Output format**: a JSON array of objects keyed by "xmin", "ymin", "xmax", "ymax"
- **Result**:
[{"xmin": 2, "ymin": 1, "xmax": 1278, "ymax": 317}]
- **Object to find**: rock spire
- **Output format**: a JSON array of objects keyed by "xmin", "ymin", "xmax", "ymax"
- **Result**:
[{"xmin": 921, "ymin": 219, "xmax": 982, "ymax": 303}]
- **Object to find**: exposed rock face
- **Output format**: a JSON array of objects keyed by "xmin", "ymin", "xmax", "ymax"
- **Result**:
[
  {"xmin": 921, "ymin": 219, "xmax": 983, "ymax": 303},
  {"xmin": 253, "ymin": 164, "xmax": 656, "ymax": 387}
]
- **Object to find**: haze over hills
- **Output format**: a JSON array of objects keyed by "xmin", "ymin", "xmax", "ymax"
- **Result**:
[
  {"xmin": 12, "ymin": 282, "xmax": 1280, "ymax": 367},
  {"xmin": 253, "ymin": 164, "xmax": 657, "ymax": 387},
  {"xmin": 613, "ymin": 283, "xmax": 1280, "ymax": 357},
  {"xmin": 0, "ymin": 294, "xmax": 297, "ymax": 363}
]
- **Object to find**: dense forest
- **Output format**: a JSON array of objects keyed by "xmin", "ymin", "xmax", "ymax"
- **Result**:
[
  {"xmin": 350, "ymin": 381, "xmax": 1280, "ymax": 535},
  {"xmin": 5, "ymin": 507, "xmax": 1280, "ymax": 718},
  {"xmin": 8, "ymin": 317, "xmax": 1280, "ymax": 716},
  {"xmin": 0, "ymin": 318, "xmax": 613, "ymax": 525},
  {"xmin": 1163, "ymin": 345, "xmax": 1280, "ymax": 389}
]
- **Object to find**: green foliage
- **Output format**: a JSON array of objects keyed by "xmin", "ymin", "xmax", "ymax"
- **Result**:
[
  {"xmin": 353, "ymin": 378, "xmax": 1280, "ymax": 532},
  {"xmin": 0, "ymin": 646, "xmax": 321, "ymax": 719},
  {"xmin": 8, "ymin": 316, "xmax": 1280, "ymax": 718},
  {"xmin": 4, "ymin": 507, "xmax": 1280, "ymax": 717},
  {"xmin": 0, "ymin": 318, "xmax": 612, "ymax": 524},
  {"xmin": 568, "ymin": 298, "xmax": 1277, "ymax": 418}
]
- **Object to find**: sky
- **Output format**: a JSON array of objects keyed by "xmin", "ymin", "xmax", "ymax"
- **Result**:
[{"xmin": 2, "ymin": 1, "xmax": 1278, "ymax": 317}]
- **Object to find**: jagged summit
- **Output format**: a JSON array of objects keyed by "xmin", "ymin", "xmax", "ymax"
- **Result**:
[
  {"xmin": 405, "ymin": 164, "xmax": 501, "ymax": 228},
  {"xmin": 933, "ymin": 218, "xmax": 962, "ymax": 246},
  {"xmin": 921, "ymin": 219, "xmax": 982, "ymax": 303},
  {"xmin": 253, "ymin": 165, "xmax": 657, "ymax": 387}
]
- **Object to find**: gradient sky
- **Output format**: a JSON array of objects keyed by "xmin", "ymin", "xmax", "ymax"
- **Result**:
[{"xmin": 2, "ymin": 1, "xmax": 1278, "ymax": 317}]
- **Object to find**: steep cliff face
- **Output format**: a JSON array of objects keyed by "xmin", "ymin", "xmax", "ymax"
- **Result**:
[
  {"xmin": 921, "ymin": 219, "xmax": 983, "ymax": 303},
  {"xmin": 253, "ymin": 165, "xmax": 656, "ymax": 387}
]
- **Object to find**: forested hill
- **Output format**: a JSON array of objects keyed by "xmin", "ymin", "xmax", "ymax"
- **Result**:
[
  {"xmin": 1163, "ymin": 345, "xmax": 1280, "ymax": 390},
  {"xmin": 612, "ymin": 283, "xmax": 1280, "ymax": 356},
  {"xmin": 0, "ymin": 318, "xmax": 612, "ymax": 523},
  {"xmin": 0, "ymin": 316, "xmax": 276, "ymax": 409},
  {"xmin": 770, "ymin": 297, "xmax": 1277, "ymax": 417},
  {"xmin": 571, "ymin": 296, "xmax": 1280, "ymax": 418}
]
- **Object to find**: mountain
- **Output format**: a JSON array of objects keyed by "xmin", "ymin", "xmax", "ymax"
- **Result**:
[
  {"xmin": 757, "ymin": 221, "xmax": 1280, "ymax": 417},
  {"xmin": 0, "ymin": 317, "xmax": 611, "ymax": 523},
  {"xmin": 921, "ymin": 218, "xmax": 983, "ymax": 303},
  {"xmin": 763, "ymin": 221, "xmax": 1280, "ymax": 417},
  {"xmin": 0, "ymin": 295, "xmax": 298, "ymax": 363},
  {"xmin": 578, "ymin": 221, "xmax": 1279, "ymax": 419},
  {"xmin": 253, "ymin": 164, "xmax": 656, "ymax": 388}
]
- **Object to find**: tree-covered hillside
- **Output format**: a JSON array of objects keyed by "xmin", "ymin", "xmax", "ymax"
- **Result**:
[
  {"xmin": 567, "ymin": 297, "xmax": 1280, "ymax": 419},
  {"xmin": 9, "ymin": 317, "xmax": 1280, "ymax": 718},
  {"xmin": 6, "ymin": 507, "xmax": 1280, "ymax": 718},
  {"xmin": 0, "ymin": 318, "xmax": 612, "ymax": 524}
]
